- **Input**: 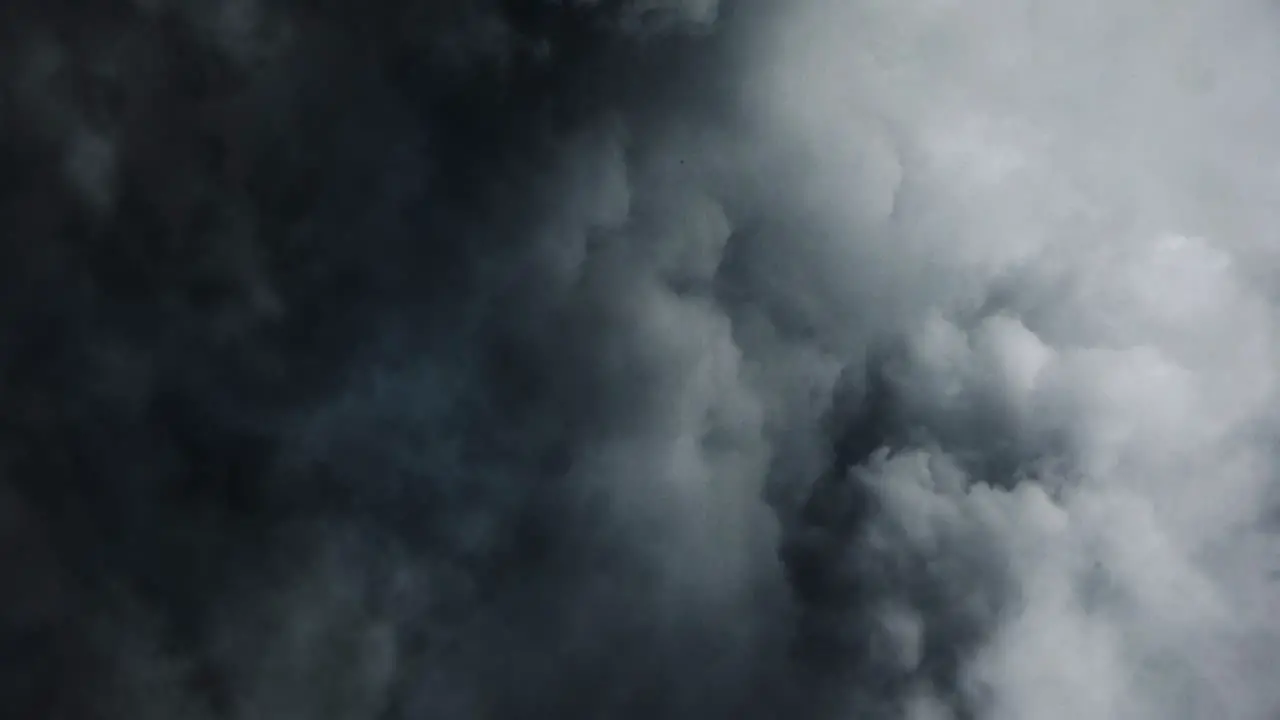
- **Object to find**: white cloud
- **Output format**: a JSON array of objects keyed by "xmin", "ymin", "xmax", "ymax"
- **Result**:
[{"xmin": 751, "ymin": 0, "xmax": 1280, "ymax": 716}]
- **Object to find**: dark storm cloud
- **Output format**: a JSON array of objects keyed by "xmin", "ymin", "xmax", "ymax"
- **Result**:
[
  {"xmin": 0, "ymin": 2, "xmax": 796, "ymax": 718},
  {"xmin": 3, "ymin": 1, "xmax": 1280, "ymax": 719}
]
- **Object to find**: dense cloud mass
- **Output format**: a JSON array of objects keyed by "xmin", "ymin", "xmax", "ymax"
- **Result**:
[{"xmin": 2, "ymin": 1, "xmax": 1280, "ymax": 718}]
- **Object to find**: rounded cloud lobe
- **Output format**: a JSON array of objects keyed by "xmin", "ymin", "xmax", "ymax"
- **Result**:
[{"xmin": 1, "ymin": 1, "xmax": 1278, "ymax": 719}]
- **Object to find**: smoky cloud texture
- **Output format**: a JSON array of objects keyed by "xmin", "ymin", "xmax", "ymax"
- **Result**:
[{"xmin": 1, "ymin": 1, "xmax": 1278, "ymax": 719}]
